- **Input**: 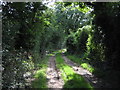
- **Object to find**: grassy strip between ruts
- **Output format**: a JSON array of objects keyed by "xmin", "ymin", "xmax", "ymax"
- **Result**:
[
  {"xmin": 31, "ymin": 57, "xmax": 48, "ymax": 89},
  {"xmin": 67, "ymin": 55, "xmax": 94, "ymax": 73},
  {"xmin": 56, "ymin": 54, "xmax": 93, "ymax": 89}
]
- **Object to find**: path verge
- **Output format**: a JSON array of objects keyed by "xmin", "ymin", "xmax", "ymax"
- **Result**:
[{"xmin": 31, "ymin": 57, "xmax": 48, "ymax": 88}]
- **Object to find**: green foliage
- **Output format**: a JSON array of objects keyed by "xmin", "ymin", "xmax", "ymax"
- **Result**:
[
  {"xmin": 2, "ymin": 2, "xmax": 46, "ymax": 51},
  {"xmin": 66, "ymin": 26, "xmax": 90, "ymax": 54},
  {"xmin": 55, "ymin": 2, "xmax": 92, "ymax": 34},
  {"xmin": 2, "ymin": 50, "xmax": 35, "ymax": 88},
  {"xmin": 2, "ymin": 2, "xmax": 47, "ymax": 88},
  {"xmin": 81, "ymin": 63, "xmax": 94, "ymax": 73},
  {"xmin": 31, "ymin": 57, "xmax": 48, "ymax": 88}
]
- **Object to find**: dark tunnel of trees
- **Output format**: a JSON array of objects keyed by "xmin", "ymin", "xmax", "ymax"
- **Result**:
[{"xmin": 1, "ymin": 1, "xmax": 120, "ymax": 88}]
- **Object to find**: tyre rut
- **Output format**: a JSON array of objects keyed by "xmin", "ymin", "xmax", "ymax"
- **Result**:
[{"xmin": 46, "ymin": 56, "xmax": 64, "ymax": 89}]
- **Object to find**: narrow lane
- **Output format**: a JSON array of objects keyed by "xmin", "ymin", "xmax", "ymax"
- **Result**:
[{"xmin": 46, "ymin": 56, "xmax": 64, "ymax": 89}]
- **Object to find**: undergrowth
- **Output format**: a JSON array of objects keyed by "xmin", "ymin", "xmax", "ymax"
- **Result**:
[{"xmin": 31, "ymin": 57, "xmax": 48, "ymax": 88}]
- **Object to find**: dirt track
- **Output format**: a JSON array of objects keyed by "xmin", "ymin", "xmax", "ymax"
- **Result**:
[{"xmin": 46, "ymin": 56, "xmax": 64, "ymax": 89}]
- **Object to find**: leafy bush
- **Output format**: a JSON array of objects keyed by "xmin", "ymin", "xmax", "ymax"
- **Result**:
[{"xmin": 2, "ymin": 50, "xmax": 35, "ymax": 88}]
